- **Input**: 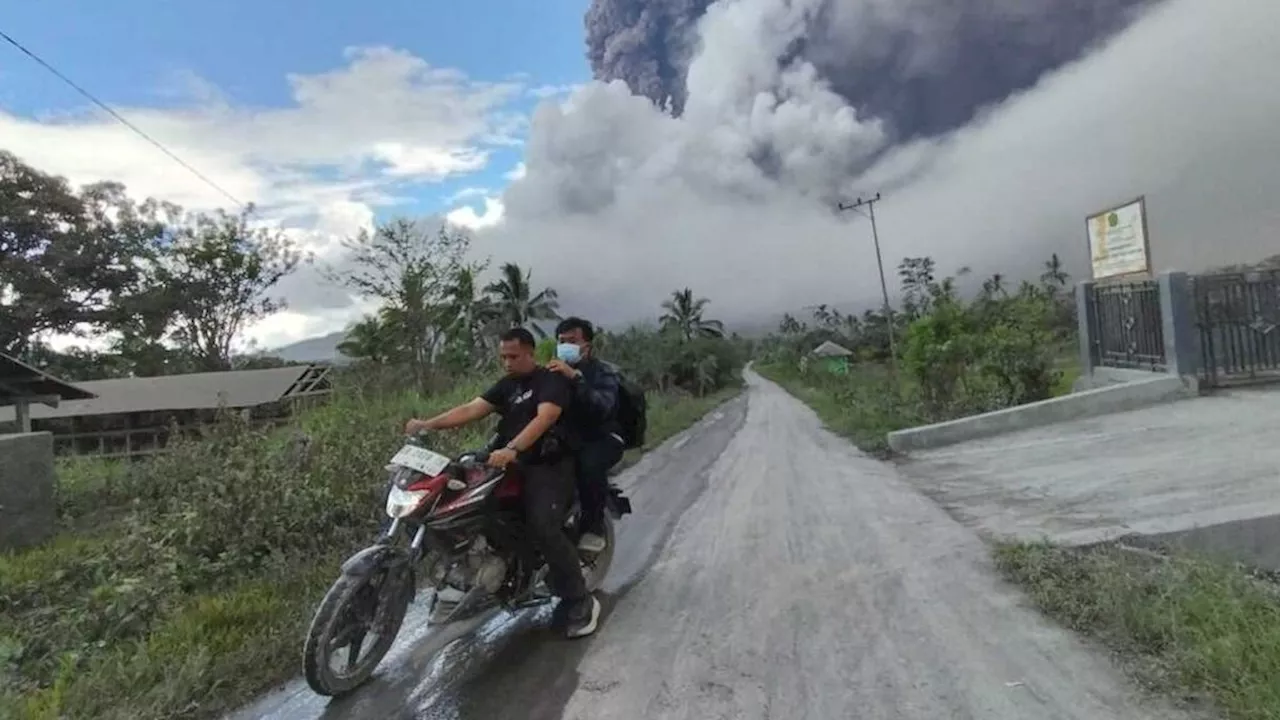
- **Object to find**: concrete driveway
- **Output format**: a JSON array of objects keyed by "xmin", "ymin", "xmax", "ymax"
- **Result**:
[{"xmin": 897, "ymin": 385, "xmax": 1280, "ymax": 547}]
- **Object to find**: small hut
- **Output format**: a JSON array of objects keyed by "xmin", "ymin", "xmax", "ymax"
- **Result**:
[
  {"xmin": 0, "ymin": 353, "xmax": 97, "ymax": 434},
  {"xmin": 811, "ymin": 340, "xmax": 854, "ymax": 375}
]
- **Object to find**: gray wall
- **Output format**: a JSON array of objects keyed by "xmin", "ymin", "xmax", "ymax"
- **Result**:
[{"xmin": 0, "ymin": 432, "xmax": 55, "ymax": 551}]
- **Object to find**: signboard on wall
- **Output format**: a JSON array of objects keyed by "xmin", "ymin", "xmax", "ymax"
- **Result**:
[{"xmin": 1086, "ymin": 197, "xmax": 1151, "ymax": 281}]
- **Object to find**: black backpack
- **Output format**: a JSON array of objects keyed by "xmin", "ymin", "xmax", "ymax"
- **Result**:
[{"xmin": 612, "ymin": 369, "xmax": 647, "ymax": 449}]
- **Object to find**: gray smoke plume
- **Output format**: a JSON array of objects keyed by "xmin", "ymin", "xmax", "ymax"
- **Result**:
[
  {"xmin": 586, "ymin": 0, "xmax": 1157, "ymax": 140},
  {"xmin": 476, "ymin": 0, "xmax": 1280, "ymax": 331}
]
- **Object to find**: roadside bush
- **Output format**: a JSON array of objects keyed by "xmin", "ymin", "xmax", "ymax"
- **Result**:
[
  {"xmin": 597, "ymin": 326, "xmax": 745, "ymax": 397},
  {"xmin": 757, "ymin": 254, "xmax": 1076, "ymax": 448},
  {"xmin": 901, "ymin": 282, "xmax": 1063, "ymax": 418}
]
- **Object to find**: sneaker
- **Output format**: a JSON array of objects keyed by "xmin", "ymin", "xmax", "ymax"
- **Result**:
[
  {"xmin": 564, "ymin": 594, "xmax": 601, "ymax": 639},
  {"xmin": 578, "ymin": 533, "xmax": 607, "ymax": 553}
]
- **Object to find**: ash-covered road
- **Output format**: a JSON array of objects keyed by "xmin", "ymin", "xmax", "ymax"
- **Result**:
[{"xmin": 231, "ymin": 371, "xmax": 1203, "ymax": 720}]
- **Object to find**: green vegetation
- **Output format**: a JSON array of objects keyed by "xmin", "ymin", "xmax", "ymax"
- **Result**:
[
  {"xmin": 996, "ymin": 541, "xmax": 1280, "ymax": 720},
  {"xmin": 1, "ymin": 152, "xmax": 746, "ymax": 718},
  {"xmin": 755, "ymin": 254, "xmax": 1078, "ymax": 453},
  {"xmin": 1, "ymin": 375, "xmax": 738, "ymax": 720}
]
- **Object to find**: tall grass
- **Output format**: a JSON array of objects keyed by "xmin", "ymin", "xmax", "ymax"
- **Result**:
[
  {"xmin": 996, "ymin": 541, "xmax": 1280, "ymax": 720},
  {"xmin": 0, "ymin": 375, "xmax": 739, "ymax": 720}
]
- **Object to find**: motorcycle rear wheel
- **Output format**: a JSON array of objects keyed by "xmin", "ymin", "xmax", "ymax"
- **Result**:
[{"xmin": 303, "ymin": 562, "xmax": 412, "ymax": 697}]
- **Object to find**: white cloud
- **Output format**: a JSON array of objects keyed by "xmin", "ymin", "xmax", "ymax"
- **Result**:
[
  {"xmin": 528, "ymin": 83, "xmax": 583, "ymax": 99},
  {"xmin": 243, "ymin": 300, "xmax": 380, "ymax": 349},
  {"xmin": 504, "ymin": 162, "xmax": 527, "ymax": 181},
  {"xmin": 3, "ymin": 46, "xmax": 532, "ymax": 352},
  {"xmin": 2, "ymin": 47, "xmax": 523, "ymax": 213},
  {"xmin": 447, "ymin": 197, "xmax": 506, "ymax": 230},
  {"xmin": 445, "ymin": 186, "xmax": 492, "ymax": 203}
]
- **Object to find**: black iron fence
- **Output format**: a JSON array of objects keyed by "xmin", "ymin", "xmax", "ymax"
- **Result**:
[
  {"xmin": 1087, "ymin": 281, "xmax": 1167, "ymax": 371},
  {"xmin": 1194, "ymin": 271, "xmax": 1280, "ymax": 386}
]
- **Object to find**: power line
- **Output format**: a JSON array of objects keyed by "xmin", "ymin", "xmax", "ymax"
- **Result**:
[{"xmin": 0, "ymin": 27, "xmax": 245, "ymax": 208}]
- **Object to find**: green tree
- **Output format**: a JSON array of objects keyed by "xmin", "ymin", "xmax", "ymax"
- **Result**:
[
  {"xmin": 897, "ymin": 256, "xmax": 938, "ymax": 320},
  {"xmin": 328, "ymin": 218, "xmax": 470, "ymax": 385},
  {"xmin": 445, "ymin": 262, "xmax": 499, "ymax": 361},
  {"xmin": 0, "ymin": 152, "xmax": 171, "ymax": 356},
  {"xmin": 337, "ymin": 314, "xmax": 396, "ymax": 364},
  {"xmin": 659, "ymin": 288, "xmax": 724, "ymax": 341},
  {"xmin": 149, "ymin": 207, "xmax": 299, "ymax": 371},
  {"xmin": 485, "ymin": 262, "xmax": 561, "ymax": 337}
]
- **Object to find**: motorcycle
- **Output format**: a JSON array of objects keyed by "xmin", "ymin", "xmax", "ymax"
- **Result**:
[{"xmin": 302, "ymin": 434, "xmax": 632, "ymax": 697}]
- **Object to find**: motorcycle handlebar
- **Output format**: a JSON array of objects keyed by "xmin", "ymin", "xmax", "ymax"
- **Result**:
[{"xmin": 401, "ymin": 430, "xmax": 517, "ymax": 475}]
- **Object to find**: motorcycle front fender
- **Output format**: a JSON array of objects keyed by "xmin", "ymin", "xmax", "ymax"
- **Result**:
[{"xmin": 340, "ymin": 544, "xmax": 419, "ymax": 602}]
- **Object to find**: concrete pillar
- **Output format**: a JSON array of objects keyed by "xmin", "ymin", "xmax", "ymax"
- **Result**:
[
  {"xmin": 0, "ymin": 432, "xmax": 55, "ymax": 551},
  {"xmin": 1158, "ymin": 270, "xmax": 1201, "ymax": 384},
  {"xmin": 14, "ymin": 400, "xmax": 31, "ymax": 433},
  {"xmin": 1075, "ymin": 280, "xmax": 1096, "ymax": 376}
]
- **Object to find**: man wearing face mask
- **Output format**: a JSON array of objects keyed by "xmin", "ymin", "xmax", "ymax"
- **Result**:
[{"xmin": 546, "ymin": 317, "xmax": 623, "ymax": 554}]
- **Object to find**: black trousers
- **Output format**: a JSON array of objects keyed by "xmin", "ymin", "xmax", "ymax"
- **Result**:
[
  {"xmin": 575, "ymin": 435, "xmax": 625, "ymax": 535},
  {"xmin": 522, "ymin": 456, "xmax": 587, "ymax": 601}
]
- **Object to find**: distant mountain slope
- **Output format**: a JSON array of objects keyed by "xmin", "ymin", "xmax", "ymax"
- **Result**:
[{"xmin": 270, "ymin": 331, "xmax": 351, "ymax": 364}]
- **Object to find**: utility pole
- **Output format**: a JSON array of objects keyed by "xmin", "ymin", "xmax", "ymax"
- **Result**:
[{"xmin": 838, "ymin": 192, "xmax": 897, "ymax": 367}]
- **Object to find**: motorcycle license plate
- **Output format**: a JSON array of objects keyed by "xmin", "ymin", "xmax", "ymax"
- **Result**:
[{"xmin": 391, "ymin": 445, "xmax": 451, "ymax": 476}]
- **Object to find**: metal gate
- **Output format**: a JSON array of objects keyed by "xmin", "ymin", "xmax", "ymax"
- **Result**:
[
  {"xmin": 1088, "ymin": 281, "xmax": 1166, "ymax": 371},
  {"xmin": 1194, "ymin": 271, "xmax": 1280, "ymax": 386}
]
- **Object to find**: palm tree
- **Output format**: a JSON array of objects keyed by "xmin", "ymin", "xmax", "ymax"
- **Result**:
[
  {"xmin": 1040, "ymin": 253, "xmax": 1070, "ymax": 288},
  {"xmin": 337, "ymin": 314, "xmax": 393, "ymax": 363},
  {"xmin": 982, "ymin": 273, "xmax": 1007, "ymax": 298},
  {"xmin": 446, "ymin": 264, "xmax": 498, "ymax": 355},
  {"xmin": 484, "ymin": 262, "xmax": 561, "ymax": 338},
  {"xmin": 660, "ymin": 288, "xmax": 725, "ymax": 341}
]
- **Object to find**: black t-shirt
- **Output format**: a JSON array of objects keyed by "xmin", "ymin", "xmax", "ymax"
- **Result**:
[{"xmin": 481, "ymin": 367, "xmax": 574, "ymax": 464}]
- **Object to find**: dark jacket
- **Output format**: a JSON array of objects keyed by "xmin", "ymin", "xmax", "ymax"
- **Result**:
[{"xmin": 569, "ymin": 356, "xmax": 622, "ymax": 441}]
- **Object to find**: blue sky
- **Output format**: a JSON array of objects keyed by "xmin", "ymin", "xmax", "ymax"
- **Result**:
[{"xmin": 1, "ymin": 0, "xmax": 590, "ymax": 222}]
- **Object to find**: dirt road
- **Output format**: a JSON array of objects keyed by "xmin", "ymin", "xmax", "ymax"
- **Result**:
[{"xmin": 231, "ymin": 371, "xmax": 1204, "ymax": 720}]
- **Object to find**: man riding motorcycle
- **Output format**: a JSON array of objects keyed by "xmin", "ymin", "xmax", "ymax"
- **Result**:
[
  {"xmin": 547, "ymin": 317, "xmax": 625, "ymax": 554},
  {"xmin": 403, "ymin": 327, "xmax": 601, "ymax": 639}
]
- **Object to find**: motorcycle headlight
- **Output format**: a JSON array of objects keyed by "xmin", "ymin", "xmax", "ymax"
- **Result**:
[{"xmin": 386, "ymin": 485, "xmax": 429, "ymax": 518}]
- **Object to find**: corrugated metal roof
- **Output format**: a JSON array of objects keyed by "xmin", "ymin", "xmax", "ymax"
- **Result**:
[
  {"xmin": 811, "ymin": 341, "xmax": 854, "ymax": 357},
  {"xmin": 0, "ymin": 352, "xmax": 97, "ymax": 405},
  {"xmin": 0, "ymin": 365, "xmax": 329, "ymax": 422}
]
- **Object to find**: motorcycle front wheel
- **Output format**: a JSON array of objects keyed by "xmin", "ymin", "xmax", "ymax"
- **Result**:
[{"xmin": 303, "ymin": 560, "xmax": 412, "ymax": 697}]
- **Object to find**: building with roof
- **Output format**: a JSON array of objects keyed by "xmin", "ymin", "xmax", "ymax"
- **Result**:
[
  {"xmin": 0, "ymin": 364, "xmax": 332, "ymax": 458},
  {"xmin": 0, "ymin": 353, "xmax": 97, "ymax": 434},
  {"xmin": 810, "ymin": 340, "xmax": 854, "ymax": 375}
]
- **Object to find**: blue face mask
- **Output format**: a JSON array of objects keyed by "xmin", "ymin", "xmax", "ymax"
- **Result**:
[{"xmin": 555, "ymin": 342, "xmax": 583, "ymax": 365}]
